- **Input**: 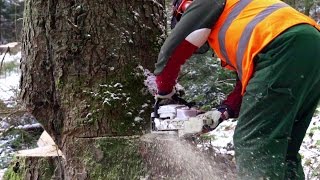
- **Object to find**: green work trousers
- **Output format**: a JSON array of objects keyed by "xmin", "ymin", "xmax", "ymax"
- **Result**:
[{"xmin": 234, "ymin": 24, "xmax": 320, "ymax": 180}]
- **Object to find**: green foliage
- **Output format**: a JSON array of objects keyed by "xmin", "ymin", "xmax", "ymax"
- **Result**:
[
  {"xmin": 3, "ymin": 167, "xmax": 23, "ymax": 180},
  {"xmin": 0, "ymin": 128, "xmax": 42, "ymax": 169},
  {"xmin": 3, "ymin": 157, "xmax": 25, "ymax": 180},
  {"xmin": 8, "ymin": 130, "xmax": 39, "ymax": 150},
  {"xmin": 179, "ymin": 50, "xmax": 236, "ymax": 110},
  {"xmin": 3, "ymin": 157, "xmax": 56, "ymax": 180}
]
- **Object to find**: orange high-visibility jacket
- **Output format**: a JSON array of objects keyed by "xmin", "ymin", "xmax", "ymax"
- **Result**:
[{"xmin": 208, "ymin": 0, "xmax": 320, "ymax": 94}]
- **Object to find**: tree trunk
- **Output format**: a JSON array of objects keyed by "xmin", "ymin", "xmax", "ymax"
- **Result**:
[{"xmin": 19, "ymin": 0, "xmax": 166, "ymax": 179}]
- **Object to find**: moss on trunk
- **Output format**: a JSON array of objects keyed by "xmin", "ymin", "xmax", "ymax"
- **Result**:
[
  {"xmin": 82, "ymin": 137, "xmax": 146, "ymax": 179},
  {"xmin": 3, "ymin": 156, "xmax": 61, "ymax": 180}
]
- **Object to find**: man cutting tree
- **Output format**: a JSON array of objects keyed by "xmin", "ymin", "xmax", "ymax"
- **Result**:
[{"xmin": 154, "ymin": 0, "xmax": 320, "ymax": 179}]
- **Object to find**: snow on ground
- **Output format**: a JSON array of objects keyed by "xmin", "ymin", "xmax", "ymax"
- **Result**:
[
  {"xmin": 0, "ymin": 52, "xmax": 21, "ymax": 179},
  {"xmin": 301, "ymin": 114, "xmax": 320, "ymax": 179},
  {"xmin": 0, "ymin": 169, "xmax": 6, "ymax": 180},
  {"xmin": 0, "ymin": 73, "xmax": 20, "ymax": 103},
  {"xmin": 0, "ymin": 52, "xmax": 21, "ymax": 105}
]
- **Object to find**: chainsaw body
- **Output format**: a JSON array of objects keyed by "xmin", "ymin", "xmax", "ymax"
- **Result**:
[{"xmin": 151, "ymin": 103, "xmax": 221, "ymax": 137}]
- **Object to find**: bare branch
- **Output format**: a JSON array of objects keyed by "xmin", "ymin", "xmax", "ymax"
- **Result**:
[{"xmin": 0, "ymin": 47, "xmax": 10, "ymax": 74}]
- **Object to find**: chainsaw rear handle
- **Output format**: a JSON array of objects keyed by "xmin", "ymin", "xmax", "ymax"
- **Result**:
[
  {"xmin": 152, "ymin": 96, "xmax": 191, "ymax": 130},
  {"xmin": 153, "ymin": 95, "xmax": 195, "ymax": 115},
  {"xmin": 171, "ymin": 94, "xmax": 196, "ymax": 108},
  {"xmin": 153, "ymin": 95, "xmax": 195, "ymax": 117},
  {"xmin": 154, "ymin": 99, "xmax": 160, "ymax": 118},
  {"xmin": 151, "ymin": 99, "xmax": 161, "ymax": 131}
]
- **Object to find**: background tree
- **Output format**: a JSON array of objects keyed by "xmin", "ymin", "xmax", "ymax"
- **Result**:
[
  {"xmin": 179, "ymin": 51, "xmax": 235, "ymax": 110},
  {"xmin": 17, "ymin": 0, "xmax": 166, "ymax": 179},
  {"xmin": 0, "ymin": 0, "xmax": 24, "ymax": 43}
]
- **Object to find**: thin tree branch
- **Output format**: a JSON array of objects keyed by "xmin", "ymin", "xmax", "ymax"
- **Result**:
[{"xmin": 0, "ymin": 47, "xmax": 10, "ymax": 74}]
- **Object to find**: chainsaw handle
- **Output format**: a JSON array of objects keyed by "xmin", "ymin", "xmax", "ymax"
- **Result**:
[
  {"xmin": 153, "ymin": 94, "xmax": 195, "ymax": 119},
  {"xmin": 154, "ymin": 99, "xmax": 160, "ymax": 118},
  {"xmin": 171, "ymin": 95, "xmax": 195, "ymax": 108},
  {"xmin": 151, "ymin": 99, "xmax": 161, "ymax": 131}
]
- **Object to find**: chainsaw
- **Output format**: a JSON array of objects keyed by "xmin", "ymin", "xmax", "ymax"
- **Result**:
[{"xmin": 151, "ymin": 97, "xmax": 222, "ymax": 137}]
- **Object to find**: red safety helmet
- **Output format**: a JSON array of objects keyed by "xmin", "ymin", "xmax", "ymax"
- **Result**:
[
  {"xmin": 172, "ymin": 0, "xmax": 193, "ymax": 23},
  {"xmin": 176, "ymin": 0, "xmax": 193, "ymax": 15}
]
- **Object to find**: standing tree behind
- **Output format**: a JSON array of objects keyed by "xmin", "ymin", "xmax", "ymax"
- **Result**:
[{"xmin": 9, "ymin": 0, "xmax": 166, "ymax": 179}]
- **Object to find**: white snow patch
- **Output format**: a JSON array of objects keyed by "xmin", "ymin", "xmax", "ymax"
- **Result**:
[
  {"xmin": 0, "ymin": 168, "xmax": 7, "ymax": 179},
  {"xmin": 134, "ymin": 117, "xmax": 143, "ymax": 122},
  {"xmin": 0, "ymin": 52, "xmax": 20, "ymax": 104}
]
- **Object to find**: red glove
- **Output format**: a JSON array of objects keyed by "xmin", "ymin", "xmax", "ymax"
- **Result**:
[{"xmin": 221, "ymin": 79, "xmax": 243, "ymax": 118}]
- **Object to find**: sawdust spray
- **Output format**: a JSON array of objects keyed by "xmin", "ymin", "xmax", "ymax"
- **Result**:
[{"xmin": 140, "ymin": 133, "xmax": 236, "ymax": 180}]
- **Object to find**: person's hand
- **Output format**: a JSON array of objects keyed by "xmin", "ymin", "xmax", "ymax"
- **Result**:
[
  {"xmin": 216, "ymin": 104, "xmax": 234, "ymax": 120},
  {"xmin": 155, "ymin": 89, "xmax": 177, "ymax": 100},
  {"xmin": 201, "ymin": 104, "xmax": 233, "ymax": 133},
  {"xmin": 155, "ymin": 89, "xmax": 180, "ymax": 106},
  {"xmin": 200, "ymin": 110, "xmax": 224, "ymax": 133}
]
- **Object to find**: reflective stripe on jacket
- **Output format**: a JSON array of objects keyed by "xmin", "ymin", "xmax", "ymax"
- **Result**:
[{"xmin": 208, "ymin": 0, "xmax": 320, "ymax": 94}]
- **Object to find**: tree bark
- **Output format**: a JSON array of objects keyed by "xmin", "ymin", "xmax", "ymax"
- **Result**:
[{"xmin": 20, "ymin": 0, "xmax": 166, "ymax": 179}]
